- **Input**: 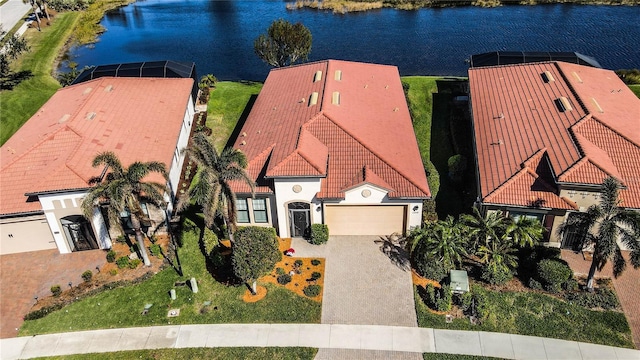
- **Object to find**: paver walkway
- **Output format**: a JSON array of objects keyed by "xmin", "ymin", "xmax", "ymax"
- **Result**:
[
  {"xmin": 562, "ymin": 250, "xmax": 640, "ymax": 349},
  {"xmin": 2, "ymin": 324, "xmax": 639, "ymax": 360},
  {"xmin": 0, "ymin": 0, "xmax": 32, "ymax": 38},
  {"xmin": 0, "ymin": 249, "xmax": 107, "ymax": 338},
  {"xmin": 292, "ymin": 236, "xmax": 419, "ymax": 359}
]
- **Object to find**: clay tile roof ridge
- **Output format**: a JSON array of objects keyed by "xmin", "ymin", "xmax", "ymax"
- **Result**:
[
  {"xmin": 321, "ymin": 112, "xmax": 430, "ymax": 196},
  {"xmin": 484, "ymin": 167, "xmax": 532, "ymax": 202},
  {"xmin": 554, "ymin": 62, "xmax": 589, "ymax": 114},
  {"xmin": 560, "ymin": 196, "xmax": 579, "ymax": 210}
]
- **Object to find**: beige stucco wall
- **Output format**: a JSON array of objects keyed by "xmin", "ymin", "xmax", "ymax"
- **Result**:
[
  {"xmin": 0, "ymin": 215, "xmax": 56, "ymax": 255},
  {"xmin": 559, "ymin": 188, "xmax": 601, "ymax": 210}
]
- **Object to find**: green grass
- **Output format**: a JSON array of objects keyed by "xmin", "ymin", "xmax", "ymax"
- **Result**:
[
  {"xmin": 402, "ymin": 76, "xmax": 440, "ymax": 197},
  {"xmin": 33, "ymin": 347, "xmax": 317, "ymax": 359},
  {"xmin": 629, "ymin": 84, "xmax": 640, "ymax": 98},
  {"xmin": 423, "ymin": 354, "xmax": 504, "ymax": 360},
  {"xmin": 415, "ymin": 286, "xmax": 634, "ymax": 348},
  {"xmin": 0, "ymin": 12, "xmax": 80, "ymax": 145},
  {"xmin": 19, "ymin": 222, "xmax": 320, "ymax": 335},
  {"xmin": 207, "ymin": 81, "xmax": 263, "ymax": 151}
]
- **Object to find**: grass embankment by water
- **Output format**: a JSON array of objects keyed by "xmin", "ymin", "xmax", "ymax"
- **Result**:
[
  {"xmin": 33, "ymin": 347, "xmax": 318, "ymax": 360},
  {"xmin": 19, "ymin": 220, "xmax": 321, "ymax": 336}
]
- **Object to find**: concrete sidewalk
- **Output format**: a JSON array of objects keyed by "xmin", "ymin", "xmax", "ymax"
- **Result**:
[
  {"xmin": 2, "ymin": 324, "xmax": 639, "ymax": 360},
  {"xmin": 0, "ymin": 0, "xmax": 33, "ymax": 38}
]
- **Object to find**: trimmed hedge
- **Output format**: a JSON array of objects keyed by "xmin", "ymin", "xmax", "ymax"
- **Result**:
[
  {"xmin": 303, "ymin": 284, "xmax": 321, "ymax": 297},
  {"xmin": 537, "ymin": 259, "xmax": 572, "ymax": 292},
  {"xmin": 309, "ymin": 223, "xmax": 329, "ymax": 245}
]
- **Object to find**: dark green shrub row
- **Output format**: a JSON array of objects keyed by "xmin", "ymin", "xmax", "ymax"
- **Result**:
[
  {"xmin": 309, "ymin": 224, "xmax": 329, "ymax": 245},
  {"xmin": 566, "ymin": 288, "xmax": 620, "ymax": 310},
  {"xmin": 481, "ymin": 264, "xmax": 513, "ymax": 285}
]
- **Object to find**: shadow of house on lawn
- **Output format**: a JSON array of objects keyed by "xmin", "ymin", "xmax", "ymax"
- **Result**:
[{"xmin": 224, "ymin": 94, "xmax": 258, "ymax": 149}]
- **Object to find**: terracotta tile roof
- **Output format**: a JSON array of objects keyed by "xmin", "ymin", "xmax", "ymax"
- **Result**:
[
  {"xmin": 0, "ymin": 77, "xmax": 194, "ymax": 215},
  {"xmin": 470, "ymin": 61, "xmax": 640, "ymax": 209},
  {"xmin": 231, "ymin": 60, "xmax": 430, "ymax": 200},
  {"xmin": 342, "ymin": 165, "xmax": 394, "ymax": 193}
]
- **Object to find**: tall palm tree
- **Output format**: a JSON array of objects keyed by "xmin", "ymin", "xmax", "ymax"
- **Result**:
[
  {"xmin": 23, "ymin": 0, "xmax": 41, "ymax": 31},
  {"xmin": 459, "ymin": 207, "xmax": 507, "ymax": 249},
  {"xmin": 409, "ymin": 216, "xmax": 467, "ymax": 273},
  {"xmin": 81, "ymin": 152, "xmax": 169, "ymax": 267},
  {"xmin": 177, "ymin": 133, "xmax": 254, "ymax": 241},
  {"xmin": 505, "ymin": 216, "xmax": 544, "ymax": 248},
  {"xmin": 558, "ymin": 177, "xmax": 640, "ymax": 291}
]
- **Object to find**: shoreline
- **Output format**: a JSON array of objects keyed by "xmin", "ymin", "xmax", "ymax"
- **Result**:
[{"xmin": 286, "ymin": 0, "xmax": 639, "ymax": 13}]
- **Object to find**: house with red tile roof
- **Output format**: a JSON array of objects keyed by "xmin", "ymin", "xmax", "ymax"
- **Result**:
[
  {"xmin": 0, "ymin": 76, "xmax": 197, "ymax": 255},
  {"xmin": 230, "ymin": 60, "xmax": 430, "ymax": 238},
  {"xmin": 469, "ymin": 61, "xmax": 640, "ymax": 248}
]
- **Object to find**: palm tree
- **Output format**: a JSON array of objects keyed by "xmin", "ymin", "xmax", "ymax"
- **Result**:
[
  {"xmin": 177, "ymin": 133, "xmax": 254, "ymax": 241},
  {"xmin": 459, "ymin": 207, "xmax": 507, "ymax": 249},
  {"xmin": 23, "ymin": 0, "xmax": 41, "ymax": 31},
  {"xmin": 505, "ymin": 216, "xmax": 544, "ymax": 248},
  {"xmin": 82, "ymin": 152, "xmax": 169, "ymax": 267},
  {"xmin": 558, "ymin": 177, "xmax": 640, "ymax": 291},
  {"xmin": 409, "ymin": 216, "xmax": 467, "ymax": 273},
  {"xmin": 476, "ymin": 235, "xmax": 519, "ymax": 284}
]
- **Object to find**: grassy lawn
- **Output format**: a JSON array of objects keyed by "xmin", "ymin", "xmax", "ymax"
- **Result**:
[
  {"xmin": 19, "ymin": 220, "xmax": 321, "ymax": 335},
  {"xmin": 629, "ymin": 84, "xmax": 640, "ymax": 98},
  {"xmin": 0, "ymin": 12, "xmax": 80, "ymax": 145},
  {"xmin": 423, "ymin": 354, "xmax": 502, "ymax": 360},
  {"xmin": 33, "ymin": 347, "xmax": 317, "ymax": 359},
  {"xmin": 415, "ymin": 286, "xmax": 634, "ymax": 348},
  {"xmin": 207, "ymin": 81, "xmax": 263, "ymax": 151}
]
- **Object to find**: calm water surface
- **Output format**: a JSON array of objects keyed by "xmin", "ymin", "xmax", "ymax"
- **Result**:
[{"xmin": 68, "ymin": 1, "xmax": 640, "ymax": 80}]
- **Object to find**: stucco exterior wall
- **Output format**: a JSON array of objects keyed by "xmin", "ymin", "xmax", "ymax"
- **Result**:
[
  {"xmin": 0, "ymin": 215, "xmax": 55, "ymax": 255},
  {"xmin": 168, "ymin": 96, "xmax": 196, "ymax": 203},
  {"xmin": 273, "ymin": 178, "xmax": 323, "ymax": 237}
]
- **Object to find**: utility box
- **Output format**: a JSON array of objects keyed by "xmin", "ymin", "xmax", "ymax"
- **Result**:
[{"xmin": 450, "ymin": 270, "xmax": 469, "ymax": 294}]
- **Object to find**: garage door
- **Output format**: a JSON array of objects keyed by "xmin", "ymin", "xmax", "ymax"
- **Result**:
[{"xmin": 324, "ymin": 205, "xmax": 405, "ymax": 236}]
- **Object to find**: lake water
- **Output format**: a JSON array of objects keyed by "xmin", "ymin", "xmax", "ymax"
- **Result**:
[{"xmin": 67, "ymin": 0, "xmax": 640, "ymax": 80}]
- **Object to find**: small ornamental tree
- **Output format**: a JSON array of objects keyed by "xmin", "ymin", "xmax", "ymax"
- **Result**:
[
  {"xmin": 254, "ymin": 19, "xmax": 312, "ymax": 68},
  {"xmin": 232, "ymin": 226, "xmax": 281, "ymax": 295}
]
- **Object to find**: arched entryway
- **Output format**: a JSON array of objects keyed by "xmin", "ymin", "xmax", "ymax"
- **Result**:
[
  {"xmin": 288, "ymin": 202, "xmax": 310, "ymax": 238},
  {"xmin": 60, "ymin": 215, "xmax": 99, "ymax": 252}
]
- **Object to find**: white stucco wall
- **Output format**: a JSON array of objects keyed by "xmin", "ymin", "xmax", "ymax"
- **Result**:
[
  {"xmin": 273, "ymin": 178, "xmax": 322, "ymax": 237},
  {"xmin": 168, "ymin": 96, "xmax": 196, "ymax": 200}
]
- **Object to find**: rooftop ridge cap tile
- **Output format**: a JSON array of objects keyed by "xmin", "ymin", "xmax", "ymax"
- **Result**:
[
  {"xmin": 589, "ymin": 114, "xmax": 640, "ymax": 148},
  {"xmin": 554, "ymin": 62, "xmax": 589, "ymax": 114},
  {"xmin": 296, "ymin": 134, "xmax": 327, "ymax": 175},
  {"xmin": 560, "ymin": 196, "xmax": 580, "ymax": 210},
  {"xmin": 321, "ymin": 112, "xmax": 430, "ymax": 197},
  {"xmin": 484, "ymin": 167, "xmax": 529, "ymax": 201}
]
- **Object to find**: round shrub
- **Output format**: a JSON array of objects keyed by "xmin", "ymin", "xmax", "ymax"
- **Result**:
[
  {"xmin": 528, "ymin": 278, "xmax": 543, "ymax": 290},
  {"xmin": 311, "ymin": 259, "xmax": 321, "ymax": 266},
  {"xmin": 149, "ymin": 243, "xmax": 162, "ymax": 258},
  {"xmin": 109, "ymin": 269, "xmax": 118, "ymax": 276},
  {"xmin": 309, "ymin": 223, "xmax": 329, "ymax": 245},
  {"xmin": 116, "ymin": 256, "xmax": 130, "ymax": 269},
  {"xmin": 294, "ymin": 259, "xmax": 303, "ymax": 267},
  {"xmin": 81, "ymin": 270, "xmax": 93, "ymax": 282},
  {"xmin": 481, "ymin": 264, "xmax": 513, "ymax": 285},
  {"xmin": 413, "ymin": 254, "xmax": 447, "ymax": 282},
  {"xmin": 276, "ymin": 267, "xmax": 286, "ymax": 275},
  {"xmin": 50, "ymin": 285, "xmax": 62, "ymax": 297},
  {"xmin": 311, "ymin": 272, "xmax": 321, "ymax": 280},
  {"xmin": 128, "ymin": 259, "xmax": 142, "ymax": 269},
  {"xmin": 537, "ymin": 259, "xmax": 572, "ymax": 287},
  {"xmin": 563, "ymin": 278, "xmax": 579, "ymax": 292},
  {"xmin": 277, "ymin": 273, "xmax": 292, "ymax": 285},
  {"xmin": 106, "ymin": 250, "xmax": 116, "ymax": 263},
  {"xmin": 303, "ymin": 284, "xmax": 321, "ymax": 297}
]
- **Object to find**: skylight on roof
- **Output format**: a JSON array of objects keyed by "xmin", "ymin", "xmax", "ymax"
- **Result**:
[
  {"xmin": 572, "ymin": 71, "xmax": 583, "ymax": 83},
  {"xmin": 591, "ymin": 98, "xmax": 604, "ymax": 113},
  {"xmin": 332, "ymin": 92, "xmax": 340, "ymax": 105},
  {"xmin": 541, "ymin": 71, "xmax": 555, "ymax": 83},
  {"xmin": 314, "ymin": 70, "xmax": 322, "ymax": 82},
  {"xmin": 309, "ymin": 92, "xmax": 319, "ymax": 106},
  {"xmin": 334, "ymin": 70, "xmax": 342, "ymax": 81},
  {"xmin": 555, "ymin": 97, "xmax": 573, "ymax": 112}
]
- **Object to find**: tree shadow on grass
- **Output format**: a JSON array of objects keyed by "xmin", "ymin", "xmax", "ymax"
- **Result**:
[{"xmin": 1, "ymin": 70, "xmax": 33, "ymax": 90}]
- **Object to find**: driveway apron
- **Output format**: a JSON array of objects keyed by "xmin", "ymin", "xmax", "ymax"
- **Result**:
[{"xmin": 294, "ymin": 235, "xmax": 417, "ymax": 327}]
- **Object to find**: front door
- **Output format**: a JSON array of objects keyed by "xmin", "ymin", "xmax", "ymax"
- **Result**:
[
  {"xmin": 61, "ymin": 215, "xmax": 99, "ymax": 252},
  {"xmin": 288, "ymin": 202, "xmax": 310, "ymax": 238},
  {"xmin": 561, "ymin": 213, "xmax": 586, "ymax": 251}
]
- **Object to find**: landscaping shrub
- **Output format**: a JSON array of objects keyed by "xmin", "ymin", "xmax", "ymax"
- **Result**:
[
  {"xmin": 311, "ymin": 272, "xmax": 321, "ymax": 280},
  {"xmin": 566, "ymin": 288, "xmax": 620, "ymax": 310},
  {"xmin": 460, "ymin": 286, "xmax": 488, "ymax": 319},
  {"xmin": 81, "ymin": 270, "xmax": 93, "ymax": 282},
  {"xmin": 115, "ymin": 235, "xmax": 127, "ymax": 243},
  {"xmin": 528, "ymin": 278, "xmax": 543, "ymax": 290},
  {"xmin": 128, "ymin": 259, "xmax": 142, "ymax": 269},
  {"xmin": 518, "ymin": 245, "xmax": 561, "ymax": 279},
  {"xmin": 447, "ymin": 154, "xmax": 467, "ymax": 182},
  {"xmin": 537, "ymin": 258, "xmax": 572, "ymax": 289},
  {"xmin": 294, "ymin": 259, "xmax": 303, "ymax": 267},
  {"xmin": 436, "ymin": 284, "xmax": 452, "ymax": 312},
  {"xmin": 563, "ymin": 278, "xmax": 579, "ymax": 292},
  {"xmin": 481, "ymin": 264, "xmax": 513, "ymax": 285},
  {"xmin": 201, "ymin": 227, "xmax": 219, "ymax": 261},
  {"xmin": 232, "ymin": 226, "xmax": 281, "ymax": 292},
  {"xmin": 303, "ymin": 284, "xmax": 321, "ymax": 297},
  {"xmin": 50, "ymin": 285, "xmax": 61, "ymax": 297},
  {"xmin": 149, "ymin": 243, "xmax": 162, "ymax": 258},
  {"xmin": 311, "ymin": 259, "xmax": 321, "ymax": 266},
  {"xmin": 106, "ymin": 250, "xmax": 116, "ymax": 263},
  {"xmin": 309, "ymin": 223, "xmax": 329, "ymax": 245},
  {"xmin": 276, "ymin": 267, "xmax": 285, "ymax": 275},
  {"xmin": 116, "ymin": 256, "xmax": 130, "ymax": 269},
  {"xmin": 109, "ymin": 269, "xmax": 118, "ymax": 276},
  {"xmin": 277, "ymin": 273, "xmax": 292, "ymax": 285},
  {"xmin": 412, "ymin": 254, "xmax": 447, "ymax": 282}
]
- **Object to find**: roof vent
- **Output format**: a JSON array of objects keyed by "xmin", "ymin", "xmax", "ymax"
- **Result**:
[
  {"xmin": 555, "ymin": 97, "xmax": 573, "ymax": 112},
  {"xmin": 104, "ymin": 85, "xmax": 113, "ymax": 92},
  {"xmin": 332, "ymin": 91, "xmax": 340, "ymax": 105},
  {"xmin": 571, "ymin": 71, "xmax": 583, "ymax": 83},
  {"xmin": 240, "ymin": 141, "xmax": 246, "ymax": 146},
  {"xmin": 541, "ymin": 71, "xmax": 555, "ymax": 83},
  {"xmin": 58, "ymin": 114, "xmax": 71, "ymax": 124},
  {"xmin": 83, "ymin": 87, "xmax": 93, "ymax": 95},
  {"xmin": 241, "ymin": 132, "xmax": 247, "ymax": 137},
  {"xmin": 86, "ymin": 112, "xmax": 97, "ymax": 120},
  {"xmin": 314, "ymin": 70, "xmax": 322, "ymax": 82},
  {"xmin": 364, "ymin": 84, "xmax": 368, "ymax": 89},
  {"xmin": 591, "ymin": 98, "xmax": 604, "ymax": 113},
  {"xmin": 299, "ymin": 98, "xmax": 305, "ymax": 103},
  {"xmin": 393, "ymin": 107, "xmax": 399, "ymax": 112},
  {"xmin": 490, "ymin": 139, "xmax": 504, "ymax": 146},
  {"xmin": 385, "ymin": 85, "xmax": 389, "ymax": 89},
  {"xmin": 309, "ymin": 92, "xmax": 319, "ymax": 106},
  {"xmin": 334, "ymin": 70, "xmax": 342, "ymax": 81},
  {"xmin": 494, "ymin": 113, "xmax": 505, "ymax": 120}
]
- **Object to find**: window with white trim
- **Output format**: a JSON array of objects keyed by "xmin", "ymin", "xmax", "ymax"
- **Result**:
[
  {"xmin": 236, "ymin": 199, "xmax": 249, "ymax": 223},
  {"xmin": 252, "ymin": 198, "xmax": 268, "ymax": 223}
]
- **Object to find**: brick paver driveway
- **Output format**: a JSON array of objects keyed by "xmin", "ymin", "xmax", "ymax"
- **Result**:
[{"xmin": 0, "ymin": 249, "xmax": 106, "ymax": 338}]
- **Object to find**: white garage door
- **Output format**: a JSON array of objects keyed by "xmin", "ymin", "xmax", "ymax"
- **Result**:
[{"xmin": 324, "ymin": 205, "xmax": 406, "ymax": 236}]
